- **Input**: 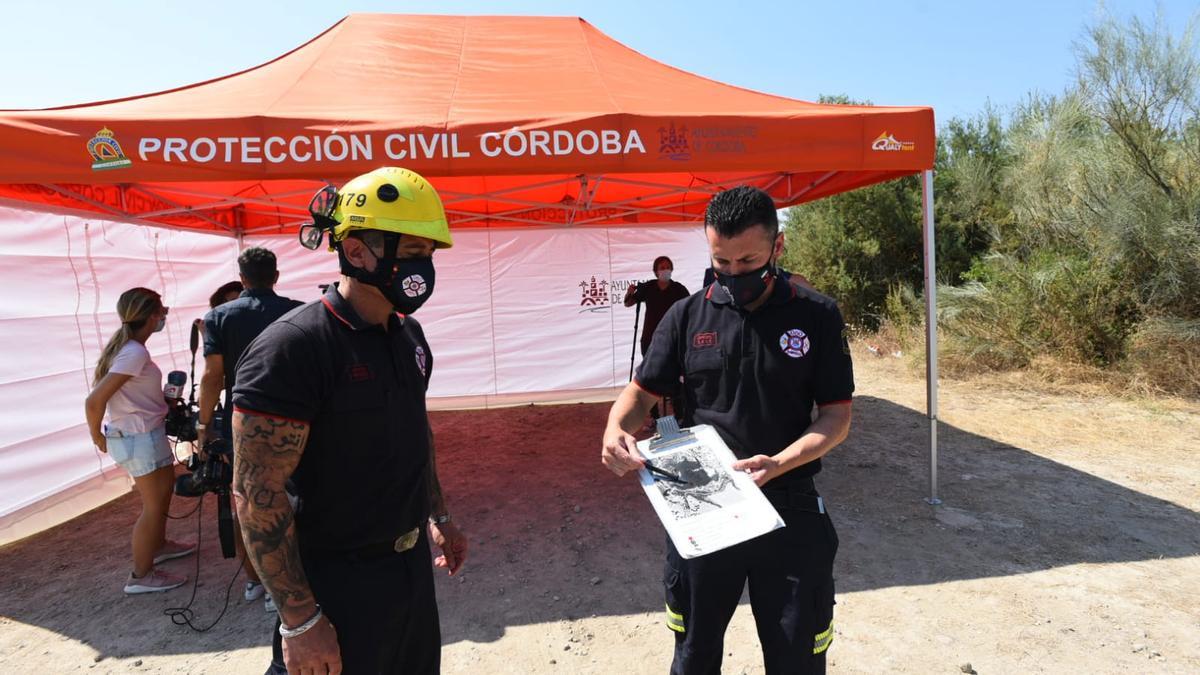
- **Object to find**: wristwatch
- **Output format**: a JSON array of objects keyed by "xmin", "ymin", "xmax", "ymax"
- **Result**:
[{"xmin": 429, "ymin": 513, "xmax": 452, "ymax": 525}]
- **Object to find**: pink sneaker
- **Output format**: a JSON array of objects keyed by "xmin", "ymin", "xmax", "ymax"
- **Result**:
[
  {"xmin": 153, "ymin": 540, "xmax": 196, "ymax": 565},
  {"xmin": 124, "ymin": 568, "xmax": 187, "ymax": 594}
]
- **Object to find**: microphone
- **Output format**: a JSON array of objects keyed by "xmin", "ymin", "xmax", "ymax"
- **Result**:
[{"xmin": 164, "ymin": 370, "xmax": 187, "ymax": 402}]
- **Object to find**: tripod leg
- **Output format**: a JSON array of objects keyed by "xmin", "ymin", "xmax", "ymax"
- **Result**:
[
  {"xmin": 629, "ymin": 301, "xmax": 641, "ymax": 382},
  {"xmin": 217, "ymin": 490, "xmax": 236, "ymax": 559}
]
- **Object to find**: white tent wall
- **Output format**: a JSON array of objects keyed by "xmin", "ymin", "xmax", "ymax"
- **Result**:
[
  {"xmin": 1, "ymin": 214, "xmax": 710, "ymax": 545},
  {"xmin": 0, "ymin": 205, "xmax": 239, "ymax": 545},
  {"xmin": 246, "ymin": 224, "xmax": 712, "ymax": 405}
]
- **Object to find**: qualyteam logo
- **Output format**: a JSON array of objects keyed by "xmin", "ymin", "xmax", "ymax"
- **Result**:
[
  {"xmin": 88, "ymin": 127, "xmax": 133, "ymax": 170},
  {"xmin": 871, "ymin": 131, "xmax": 915, "ymax": 152}
]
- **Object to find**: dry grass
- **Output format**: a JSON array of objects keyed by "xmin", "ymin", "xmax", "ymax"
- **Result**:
[
  {"xmin": 1126, "ymin": 318, "xmax": 1200, "ymax": 399},
  {"xmin": 850, "ymin": 328, "xmax": 1200, "ymax": 408}
]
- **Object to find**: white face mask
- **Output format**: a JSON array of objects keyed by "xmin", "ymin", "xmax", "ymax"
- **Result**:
[
  {"xmin": 656, "ymin": 270, "xmax": 673, "ymax": 283},
  {"xmin": 154, "ymin": 316, "xmax": 166, "ymax": 333}
]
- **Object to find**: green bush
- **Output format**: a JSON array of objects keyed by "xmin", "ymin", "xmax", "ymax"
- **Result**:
[
  {"xmin": 939, "ymin": 251, "xmax": 1139, "ymax": 370},
  {"xmin": 780, "ymin": 175, "xmax": 923, "ymax": 328},
  {"xmin": 780, "ymin": 107, "xmax": 1008, "ymax": 329},
  {"xmin": 780, "ymin": 11, "xmax": 1200, "ymax": 396}
]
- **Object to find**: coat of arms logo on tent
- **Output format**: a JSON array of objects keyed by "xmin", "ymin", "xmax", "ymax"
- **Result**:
[
  {"xmin": 579, "ymin": 276, "xmax": 611, "ymax": 312},
  {"xmin": 87, "ymin": 127, "xmax": 133, "ymax": 171},
  {"xmin": 657, "ymin": 122, "xmax": 690, "ymax": 161}
]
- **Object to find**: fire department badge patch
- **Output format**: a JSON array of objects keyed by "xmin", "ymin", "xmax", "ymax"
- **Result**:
[
  {"xmin": 415, "ymin": 345, "xmax": 427, "ymax": 377},
  {"xmin": 779, "ymin": 329, "xmax": 810, "ymax": 358},
  {"xmin": 401, "ymin": 274, "xmax": 427, "ymax": 298}
]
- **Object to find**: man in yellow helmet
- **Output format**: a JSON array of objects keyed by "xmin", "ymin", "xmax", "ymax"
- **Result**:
[{"xmin": 231, "ymin": 167, "xmax": 468, "ymax": 675}]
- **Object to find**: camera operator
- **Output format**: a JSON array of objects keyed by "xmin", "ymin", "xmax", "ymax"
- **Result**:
[
  {"xmin": 197, "ymin": 248, "xmax": 301, "ymax": 611},
  {"xmin": 84, "ymin": 287, "xmax": 195, "ymax": 594}
]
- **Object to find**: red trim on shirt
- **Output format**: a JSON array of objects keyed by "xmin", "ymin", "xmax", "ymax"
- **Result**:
[
  {"xmin": 817, "ymin": 399, "xmax": 853, "ymax": 408},
  {"xmin": 320, "ymin": 297, "xmax": 356, "ymax": 329},
  {"xmin": 704, "ymin": 285, "xmax": 713, "ymax": 300},
  {"xmin": 232, "ymin": 406, "xmax": 310, "ymax": 426},
  {"xmin": 632, "ymin": 378, "xmax": 667, "ymax": 399}
]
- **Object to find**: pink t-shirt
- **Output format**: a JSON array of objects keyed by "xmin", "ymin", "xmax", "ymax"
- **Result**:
[{"xmin": 105, "ymin": 341, "xmax": 168, "ymax": 434}]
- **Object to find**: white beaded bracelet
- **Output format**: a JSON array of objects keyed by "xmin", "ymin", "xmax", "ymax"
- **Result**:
[{"xmin": 278, "ymin": 604, "xmax": 323, "ymax": 639}]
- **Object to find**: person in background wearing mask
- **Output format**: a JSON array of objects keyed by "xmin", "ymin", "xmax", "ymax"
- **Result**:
[
  {"xmin": 84, "ymin": 287, "xmax": 195, "ymax": 594},
  {"xmin": 232, "ymin": 167, "xmax": 468, "ymax": 675},
  {"xmin": 603, "ymin": 186, "xmax": 854, "ymax": 674},
  {"xmin": 197, "ymin": 248, "xmax": 301, "ymax": 612},
  {"xmin": 624, "ymin": 256, "xmax": 689, "ymax": 426}
]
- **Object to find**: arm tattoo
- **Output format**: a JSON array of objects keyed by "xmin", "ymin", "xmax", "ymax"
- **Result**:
[
  {"xmin": 232, "ymin": 411, "xmax": 314, "ymax": 625},
  {"xmin": 426, "ymin": 425, "xmax": 447, "ymax": 516}
]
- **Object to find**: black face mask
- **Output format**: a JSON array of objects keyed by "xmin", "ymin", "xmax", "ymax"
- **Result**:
[
  {"xmin": 337, "ymin": 234, "xmax": 436, "ymax": 314},
  {"xmin": 384, "ymin": 256, "xmax": 436, "ymax": 314},
  {"xmin": 714, "ymin": 258, "xmax": 775, "ymax": 308}
]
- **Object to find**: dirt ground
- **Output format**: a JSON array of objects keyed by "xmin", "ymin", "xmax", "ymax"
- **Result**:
[{"xmin": 2, "ymin": 350, "xmax": 1198, "ymax": 674}]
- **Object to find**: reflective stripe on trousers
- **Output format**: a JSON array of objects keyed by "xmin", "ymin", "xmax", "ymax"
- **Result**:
[
  {"xmin": 813, "ymin": 619, "xmax": 834, "ymax": 655},
  {"xmin": 666, "ymin": 603, "xmax": 685, "ymax": 633}
]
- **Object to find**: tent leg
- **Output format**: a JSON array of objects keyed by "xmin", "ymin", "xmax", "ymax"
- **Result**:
[{"xmin": 921, "ymin": 169, "xmax": 941, "ymax": 506}]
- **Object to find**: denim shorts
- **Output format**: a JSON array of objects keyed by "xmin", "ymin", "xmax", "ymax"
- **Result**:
[{"xmin": 105, "ymin": 425, "xmax": 175, "ymax": 478}]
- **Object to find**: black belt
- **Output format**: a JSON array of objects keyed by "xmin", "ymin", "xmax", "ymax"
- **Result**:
[
  {"xmin": 762, "ymin": 477, "xmax": 826, "ymax": 514},
  {"xmin": 301, "ymin": 526, "xmax": 422, "ymax": 563}
]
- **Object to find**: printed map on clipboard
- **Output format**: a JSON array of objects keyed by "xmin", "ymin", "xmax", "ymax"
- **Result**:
[{"xmin": 637, "ymin": 423, "xmax": 784, "ymax": 559}]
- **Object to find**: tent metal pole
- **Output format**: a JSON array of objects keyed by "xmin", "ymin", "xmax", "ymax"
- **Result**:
[
  {"xmin": 235, "ymin": 209, "xmax": 245, "ymax": 252},
  {"xmin": 127, "ymin": 185, "xmax": 234, "ymax": 232},
  {"xmin": 921, "ymin": 169, "xmax": 941, "ymax": 506}
]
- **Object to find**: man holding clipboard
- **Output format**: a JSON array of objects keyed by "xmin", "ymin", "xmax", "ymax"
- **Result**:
[{"xmin": 602, "ymin": 185, "xmax": 854, "ymax": 674}]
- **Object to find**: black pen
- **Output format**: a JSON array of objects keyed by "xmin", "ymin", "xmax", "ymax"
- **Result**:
[{"xmin": 643, "ymin": 459, "xmax": 687, "ymax": 484}]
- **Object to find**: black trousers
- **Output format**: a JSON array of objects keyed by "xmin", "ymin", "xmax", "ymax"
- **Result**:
[
  {"xmin": 663, "ymin": 487, "xmax": 838, "ymax": 675},
  {"xmin": 266, "ymin": 529, "xmax": 441, "ymax": 675}
]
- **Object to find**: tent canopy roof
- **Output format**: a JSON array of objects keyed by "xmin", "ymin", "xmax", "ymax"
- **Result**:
[{"xmin": 0, "ymin": 14, "xmax": 934, "ymax": 234}]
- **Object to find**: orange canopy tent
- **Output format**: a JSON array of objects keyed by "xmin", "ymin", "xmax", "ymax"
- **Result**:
[
  {"xmin": 0, "ymin": 14, "xmax": 934, "ymax": 234},
  {"xmin": 0, "ymin": 14, "xmax": 943, "ymax": 501}
]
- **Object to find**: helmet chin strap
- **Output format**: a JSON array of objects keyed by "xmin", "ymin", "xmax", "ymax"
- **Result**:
[{"xmin": 334, "ymin": 233, "xmax": 404, "ymax": 307}]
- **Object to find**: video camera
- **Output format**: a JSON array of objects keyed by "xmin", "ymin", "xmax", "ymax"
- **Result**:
[
  {"xmin": 174, "ymin": 409, "xmax": 233, "ymax": 498},
  {"xmin": 163, "ymin": 371, "xmax": 199, "ymax": 442},
  {"xmin": 166, "ymin": 320, "xmax": 236, "ymax": 559}
]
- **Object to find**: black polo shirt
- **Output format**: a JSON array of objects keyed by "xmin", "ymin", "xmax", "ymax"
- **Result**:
[
  {"xmin": 203, "ymin": 288, "xmax": 302, "ymax": 437},
  {"xmin": 630, "ymin": 280, "xmax": 690, "ymax": 349},
  {"xmin": 635, "ymin": 278, "xmax": 854, "ymax": 483},
  {"xmin": 231, "ymin": 284, "xmax": 434, "ymax": 553}
]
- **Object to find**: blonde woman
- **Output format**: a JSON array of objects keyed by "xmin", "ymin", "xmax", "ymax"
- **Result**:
[{"xmin": 84, "ymin": 288, "xmax": 194, "ymax": 594}]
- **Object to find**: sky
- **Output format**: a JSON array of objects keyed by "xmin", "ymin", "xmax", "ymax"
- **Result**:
[{"xmin": 1, "ymin": 0, "xmax": 1195, "ymax": 124}]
